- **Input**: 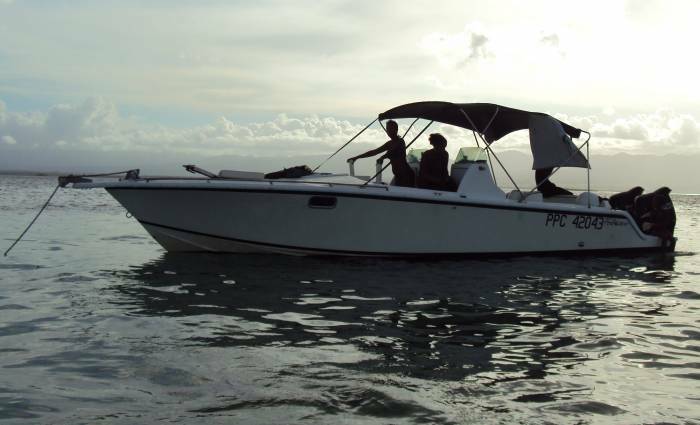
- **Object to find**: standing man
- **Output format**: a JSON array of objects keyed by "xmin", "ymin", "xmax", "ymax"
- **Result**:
[{"xmin": 348, "ymin": 120, "xmax": 415, "ymax": 187}]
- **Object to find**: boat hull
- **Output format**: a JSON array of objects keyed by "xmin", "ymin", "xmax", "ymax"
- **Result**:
[{"xmin": 104, "ymin": 184, "xmax": 668, "ymax": 256}]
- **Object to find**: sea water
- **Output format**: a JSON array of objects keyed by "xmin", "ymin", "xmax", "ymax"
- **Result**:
[{"xmin": 0, "ymin": 175, "xmax": 698, "ymax": 424}]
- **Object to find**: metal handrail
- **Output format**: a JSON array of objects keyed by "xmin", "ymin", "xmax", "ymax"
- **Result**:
[
  {"xmin": 125, "ymin": 176, "xmax": 391, "ymax": 191},
  {"xmin": 266, "ymin": 179, "xmax": 390, "ymax": 190}
]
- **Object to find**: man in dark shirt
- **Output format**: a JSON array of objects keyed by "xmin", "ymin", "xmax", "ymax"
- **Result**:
[
  {"xmin": 417, "ymin": 133, "xmax": 455, "ymax": 191},
  {"xmin": 347, "ymin": 120, "xmax": 414, "ymax": 187}
]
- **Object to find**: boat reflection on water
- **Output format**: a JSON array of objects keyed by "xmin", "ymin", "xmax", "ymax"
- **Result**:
[{"xmin": 111, "ymin": 253, "xmax": 677, "ymax": 385}]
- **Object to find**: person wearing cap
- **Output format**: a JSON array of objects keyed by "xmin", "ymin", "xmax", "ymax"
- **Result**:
[{"xmin": 417, "ymin": 133, "xmax": 455, "ymax": 191}]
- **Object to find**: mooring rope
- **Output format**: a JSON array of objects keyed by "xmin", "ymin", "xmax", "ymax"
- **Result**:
[
  {"xmin": 4, "ymin": 184, "xmax": 60, "ymax": 256},
  {"xmin": 4, "ymin": 169, "xmax": 137, "ymax": 257}
]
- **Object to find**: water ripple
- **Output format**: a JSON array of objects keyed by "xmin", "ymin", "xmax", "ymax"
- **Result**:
[{"xmin": 1, "ymin": 177, "xmax": 699, "ymax": 423}]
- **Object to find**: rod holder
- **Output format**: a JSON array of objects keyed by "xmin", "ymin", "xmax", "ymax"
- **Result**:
[{"xmin": 375, "ymin": 159, "xmax": 383, "ymax": 183}]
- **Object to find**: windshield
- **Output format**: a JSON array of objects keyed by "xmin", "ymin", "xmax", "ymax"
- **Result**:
[
  {"xmin": 406, "ymin": 148, "xmax": 428, "ymax": 163},
  {"xmin": 454, "ymin": 147, "xmax": 487, "ymax": 163}
]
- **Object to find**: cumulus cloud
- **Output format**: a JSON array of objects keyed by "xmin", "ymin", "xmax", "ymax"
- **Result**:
[
  {"xmin": 565, "ymin": 110, "xmax": 700, "ymax": 154},
  {"xmin": 1, "ymin": 97, "xmax": 699, "ymax": 174},
  {"xmin": 486, "ymin": 109, "xmax": 700, "ymax": 156},
  {"xmin": 592, "ymin": 117, "xmax": 650, "ymax": 141},
  {"xmin": 538, "ymin": 32, "xmax": 567, "ymax": 58},
  {"xmin": 420, "ymin": 25, "xmax": 577, "ymax": 73},
  {"xmin": 0, "ymin": 98, "xmax": 120, "ymax": 151},
  {"xmin": 419, "ymin": 24, "xmax": 493, "ymax": 68},
  {"xmin": 0, "ymin": 97, "xmax": 382, "ymax": 158},
  {"xmin": 540, "ymin": 33, "xmax": 560, "ymax": 47},
  {"xmin": 2, "ymin": 2, "xmax": 700, "ymax": 119},
  {"xmin": 666, "ymin": 114, "xmax": 700, "ymax": 146},
  {"xmin": 468, "ymin": 32, "xmax": 490, "ymax": 61}
]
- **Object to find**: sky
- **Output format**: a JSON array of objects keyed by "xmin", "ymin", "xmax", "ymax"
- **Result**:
[{"xmin": 1, "ymin": 0, "xmax": 699, "ymax": 187}]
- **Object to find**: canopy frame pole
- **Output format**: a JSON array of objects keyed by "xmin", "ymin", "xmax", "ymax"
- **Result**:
[
  {"xmin": 473, "ymin": 130, "xmax": 498, "ymax": 185},
  {"xmin": 477, "ymin": 109, "xmax": 500, "ymax": 186},
  {"xmin": 482, "ymin": 106, "xmax": 500, "ymax": 135},
  {"xmin": 312, "ymin": 118, "xmax": 377, "ymax": 172},
  {"xmin": 471, "ymin": 130, "xmax": 481, "ymax": 148},
  {"xmin": 486, "ymin": 149, "xmax": 497, "ymax": 185},
  {"xmin": 523, "ymin": 131, "xmax": 591, "ymax": 199},
  {"xmin": 459, "ymin": 108, "xmax": 522, "ymax": 195},
  {"xmin": 401, "ymin": 118, "xmax": 420, "ymax": 139},
  {"xmin": 586, "ymin": 131, "xmax": 591, "ymax": 208},
  {"xmin": 362, "ymin": 120, "xmax": 434, "ymax": 187}
]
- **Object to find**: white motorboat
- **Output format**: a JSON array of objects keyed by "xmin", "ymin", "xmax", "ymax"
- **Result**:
[{"xmin": 59, "ymin": 102, "xmax": 677, "ymax": 256}]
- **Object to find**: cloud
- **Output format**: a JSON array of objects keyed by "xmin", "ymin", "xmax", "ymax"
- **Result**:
[
  {"xmin": 0, "ymin": 97, "xmax": 384, "ymax": 157},
  {"xmin": 540, "ymin": 33, "xmax": 560, "ymax": 48},
  {"xmin": 419, "ymin": 24, "xmax": 493, "ymax": 69},
  {"xmin": 534, "ymin": 32, "xmax": 568, "ymax": 61},
  {"xmin": 489, "ymin": 109, "xmax": 700, "ymax": 156},
  {"xmin": 568, "ymin": 110, "xmax": 700, "ymax": 153},
  {"xmin": 624, "ymin": 0, "xmax": 666, "ymax": 21},
  {"xmin": 667, "ymin": 114, "xmax": 700, "ymax": 146},
  {"xmin": 592, "ymin": 117, "xmax": 650, "ymax": 141},
  {"xmin": 468, "ymin": 32, "xmax": 490, "ymax": 61},
  {"xmin": 420, "ymin": 25, "xmax": 573, "ymax": 71},
  {"xmin": 45, "ymin": 98, "xmax": 119, "ymax": 140},
  {"xmin": 1, "ymin": 97, "xmax": 699, "ymax": 174},
  {"xmin": 2, "ymin": 3, "xmax": 700, "ymax": 118},
  {"xmin": 0, "ymin": 98, "xmax": 121, "ymax": 151}
]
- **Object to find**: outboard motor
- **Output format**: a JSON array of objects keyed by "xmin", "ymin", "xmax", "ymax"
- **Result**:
[
  {"xmin": 609, "ymin": 186, "xmax": 644, "ymax": 212},
  {"xmin": 633, "ymin": 187, "xmax": 676, "ymax": 240}
]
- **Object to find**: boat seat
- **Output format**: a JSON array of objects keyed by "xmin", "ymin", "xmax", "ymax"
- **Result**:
[
  {"xmin": 542, "ymin": 194, "xmax": 578, "ymax": 204},
  {"xmin": 576, "ymin": 192, "xmax": 605, "ymax": 207},
  {"xmin": 406, "ymin": 148, "xmax": 427, "ymax": 176}
]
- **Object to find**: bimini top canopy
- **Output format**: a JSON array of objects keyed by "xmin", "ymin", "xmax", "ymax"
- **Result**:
[
  {"xmin": 378, "ymin": 101, "xmax": 581, "ymax": 143},
  {"xmin": 379, "ymin": 101, "xmax": 588, "ymax": 169}
]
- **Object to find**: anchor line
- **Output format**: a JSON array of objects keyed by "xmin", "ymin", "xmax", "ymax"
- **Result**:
[
  {"xmin": 4, "ymin": 168, "xmax": 137, "ymax": 256},
  {"xmin": 4, "ymin": 184, "xmax": 60, "ymax": 256}
]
